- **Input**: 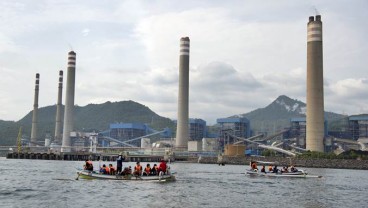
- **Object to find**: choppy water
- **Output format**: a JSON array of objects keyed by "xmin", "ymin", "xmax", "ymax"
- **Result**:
[{"xmin": 0, "ymin": 157, "xmax": 366, "ymax": 208}]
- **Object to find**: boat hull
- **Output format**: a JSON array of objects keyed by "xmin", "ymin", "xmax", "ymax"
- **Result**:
[
  {"xmin": 246, "ymin": 169, "xmax": 322, "ymax": 178},
  {"xmin": 77, "ymin": 170, "xmax": 176, "ymax": 181}
]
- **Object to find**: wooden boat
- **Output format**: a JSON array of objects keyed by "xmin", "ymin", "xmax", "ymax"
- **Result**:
[{"xmin": 76, "ymin": 170, "xmax": 176, "ymax": 182}]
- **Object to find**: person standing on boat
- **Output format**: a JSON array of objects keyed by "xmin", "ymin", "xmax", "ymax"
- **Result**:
[
  {"xmin": 158, "ymin": 159, "xmax": 167, "ymax": 174},
  {"xmin": 116, "ymin": 153, "xmax": 125, "ymax": 174}
]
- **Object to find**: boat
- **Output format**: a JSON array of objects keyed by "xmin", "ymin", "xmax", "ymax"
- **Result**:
[
  {"xmin": 76, "ymin": 170, "xmax": 176, "ymax": 182},
  {"xmin": 245, "ymin": 161, "xmax": 322, "ymax": 178}
]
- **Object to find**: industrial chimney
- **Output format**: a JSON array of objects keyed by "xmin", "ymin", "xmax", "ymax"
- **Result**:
[
  {"xmin": 54, "ymin": 70, "xmax": 63, "ymax": 144},
  {"xmin": 30, "ymin": 73, "xmax": 40, "ymax": 146},
  {"xmin": 61, "ymin": 51, "xmax": 76, "ymax": 152},
  {"xmin": 306, "ymin": 15, "xmax": 325, "ymax": 152},
  {"xmin": 176, "ymin": 37, "xmax": 190, "ymax": 149}
]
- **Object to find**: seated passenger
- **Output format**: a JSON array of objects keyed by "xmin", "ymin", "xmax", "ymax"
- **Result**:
[
  {"xmin": 121, "ymin": 167, "xmax": 130, "ymax": 176},
  {"xmin": 151, "ymin": 164, "xmax": 158, "ymax": 175},
  {"xmin": 84, "ymin": 160, "xmax": 94, "ymax": 171},
  {"xmin": 143, "ymin": 164, "xmax": 151, "ymax": 176},
  {"xmin": 100, "ymin": 164, "xmax": 107, "ymax": 174},
  {"xmin": 251, "ymin": 162, "xmax": 258, "ymax": 171},
  {"xmin": 134, "ymin": 162, "xmax": 142, "ymax": 176},
  {"xmin": 290, "ymin": 166, "xmax": 298, "ymax": 172},
  {"xmin": 109, "ymin": 164, "xmax": 116, "ymax": 175},
  {"xmin": 268, "ymin": 165, "xmax": 273, "ymax": 172},
  {"xmin": 261, "ymin": 165, "xmax": 266, "ymax": 173},
  {"xmin": 272, "ymin": 165, "xmax": 278, "ymax": 173}
]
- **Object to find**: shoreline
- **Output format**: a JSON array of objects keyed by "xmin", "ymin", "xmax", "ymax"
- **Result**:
[{"xmin": 191, "ymin": 156, "xmax": 368, "ymax": 170}]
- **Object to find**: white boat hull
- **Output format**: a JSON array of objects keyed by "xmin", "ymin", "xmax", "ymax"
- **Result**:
[
  {"xmin": 246, "ymin": 169, "xmax": 322, "ymax": 178},
  {"xmin": 76, "ymin": 170, "xmax": 176, "ymax": 181}
]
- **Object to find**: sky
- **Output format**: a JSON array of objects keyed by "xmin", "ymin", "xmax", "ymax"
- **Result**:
[{"xmin": 0, "ymin": 0, "xmax": 367, "ymax": 125}]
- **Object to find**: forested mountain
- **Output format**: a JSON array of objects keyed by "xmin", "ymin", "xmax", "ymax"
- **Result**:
[
  {"xmin": 0, "ymin": 95, "xmax": 351, "ymax": 146},
  {"xmin": 0, "ymin": 101, "xmax": 175, "ymax": 145}
]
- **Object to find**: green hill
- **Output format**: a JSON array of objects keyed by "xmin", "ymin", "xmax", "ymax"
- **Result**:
[{"xmin": 0, "ymin": 101, "xmax": 175, "ymax": 146}]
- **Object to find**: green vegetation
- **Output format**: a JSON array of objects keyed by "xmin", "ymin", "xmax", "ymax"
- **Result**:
[{"xmin": 0, "ymin": 101, "xmax": 176, "ymax": 146}]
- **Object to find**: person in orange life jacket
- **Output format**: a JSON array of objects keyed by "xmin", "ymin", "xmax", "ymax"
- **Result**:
[
  {"xmin": 134, "ymin": 162, "xmax": 142, "ymax": 176},
  {"xmin": 158, "ymin": 160, "xmax": 167, "ymax": 174},
  {"xmin": 104, "ymin": 164, "xmax": 110, "ymax": 175},
  {"xmin": 143, "ymin": 164, "xmax": 151, "ymax": 176},
  {"xmin": 109, "ymin": 164, "xmax": 116, "ymax": 175},
  {"xmin": 151, "ymin": 164, "xmax": 158, "ymax": 175}
]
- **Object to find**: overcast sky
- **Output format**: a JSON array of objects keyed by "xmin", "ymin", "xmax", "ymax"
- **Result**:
[{"xmin": 0, "ymin": 0, "xmax": 367, "ymax": 125}]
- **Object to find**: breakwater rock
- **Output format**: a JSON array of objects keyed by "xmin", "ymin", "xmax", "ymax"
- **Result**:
[{"xmin": 193, "ymin": 156, "xmax": 368, "ymax": 170}]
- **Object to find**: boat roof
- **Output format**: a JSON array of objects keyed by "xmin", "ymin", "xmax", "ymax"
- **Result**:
[{"xmin": 252, "ymin": 161, "xmax": 279, "ymax": 165}]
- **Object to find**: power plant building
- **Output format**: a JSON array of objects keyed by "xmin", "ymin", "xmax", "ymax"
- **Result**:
[
  {"xmin": 306, "ymin": 15, "xmax": 325, "ymax": 152},
  {"xmin": 189, "ymin": 118, "xmax": 206, "ymax": 141},
  {"xmin": 349, "ymin": 115, "xmax": 368, "ymax": 140},
  {"xmin": 290, "ymin": 117, "xmax": 327, "ymax": 148},
  {"xmin": 217, "ymin": 118, "xmax": 251, "ymax": 147},
  {"xmin": 109, "ymin": 123, "xmax": 148, "ymax": 147}
]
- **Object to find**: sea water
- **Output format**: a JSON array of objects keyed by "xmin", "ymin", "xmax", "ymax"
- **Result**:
[{"xmin": 0, "ymin": 157, "xmax": 366, "ymax": 208}]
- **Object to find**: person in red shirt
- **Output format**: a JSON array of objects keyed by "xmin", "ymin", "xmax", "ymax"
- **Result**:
[{"xmin": 158, "ymin": 159, "xmax": 167, "ymax": 174}]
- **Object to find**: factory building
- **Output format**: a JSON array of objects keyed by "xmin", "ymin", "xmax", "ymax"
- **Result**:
[
  {"xmin": 189, "ymin": 118, "xmax": 206, "ymax": 141},
  {"xmin": 290, "ymin": 117, "xmax": 328, "ymax": 148},
  {"xmin": 349, "ymin": 115, "xmax": 368, "ymax": 140},
  {"xmin": 109, "ymin": 123, "xmax": 148, "ymax": 147},
  {"xmin": 217, "ymin": 118, "xmax": 251, "ymax": 147}
]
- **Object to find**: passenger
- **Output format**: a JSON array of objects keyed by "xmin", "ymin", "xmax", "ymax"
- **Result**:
[
  {"xmin": 261, "ymin": 165, "xmax": 266, "ymax": 173},
  {"xmin": 100, "ymin": 164, "xmax": 107, "ymax": 174},
  {"xmin": 281, "ymin": 166, "xmax": 289, "ymax": 173},
  {"xmin": 143, "ymin": 164, "xmax": 151, "ymax": 176},
  {"xmin": 116, "ymin": 153, "xmax": 125, "ymax": 174},
  {"xmin": 272, "ymin": 165, "xmax": 278, "ymax": 173},
  {"xmin": 151, "ymin": 164, "xmax": 158, "ymax": 175},
  {"xmin": 290, "ymin": 166, "xmax": 298, "ymax": 172},
  {"xmin": 158, "ymin": 159, "xmax": 167, "ymax": 174},
  {"xmin": 268, "ymin": 165, "xmax": 273, "ymax": 172},
  {"xmin": 251, "ymin": 162, "xmax": 258, "ymax": 171},
  {"xmin": 84, "ymin": 160, "xmax": 94, "ymax": 171},
  {"xmin": 109, "ymin": 164, "xmax": 116, "ymax": 175},
  {"xmin": 134, "ymin": 162, "xmax": 142, "ymax": 176},
  {"xmin": 128, "ymin": 166, "xmax": 132, "ymax": 174},
  {"xmin": 121, "ymin": 167, "xmax": 130, "ymax": 176},
  {"xmin": 105, "ymin": 164, "xmax": 110, "ymax": 175}
]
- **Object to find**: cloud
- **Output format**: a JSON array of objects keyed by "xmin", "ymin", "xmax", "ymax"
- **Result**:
[
  {"xmin": 0, "ymin": 0, "xmax": 367, "ymax": 125},
  {"xmin": 82, "ymin": 28, "xmax": 90, "ymax": 37}
]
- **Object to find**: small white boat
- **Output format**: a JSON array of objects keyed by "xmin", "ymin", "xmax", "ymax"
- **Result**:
[
  {"xmin": 246, "ymin": 161, "xmax": 322, "ymax": 178},
  {"xmin": 76, "ymin": 170, "xmax": 176, "ymax": 182}
]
